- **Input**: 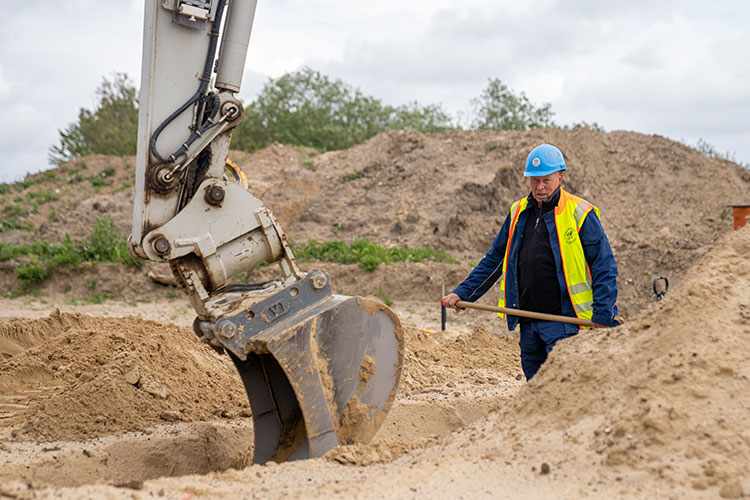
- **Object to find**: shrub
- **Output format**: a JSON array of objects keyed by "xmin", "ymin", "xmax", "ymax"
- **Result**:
[
  {"xmin": 49, "ymin": 73, "xmax": 138, "ymax": 165},
  {"xmin": 15, "ymin": 259, "xmax": 48, "ymax": 286},
  {"xmin": 0, "ymin": 217, "xmax": 141, "ymax": 291},
  {"xmin": 471, "ymin": 78, "xmax": 554, "ymax": 131},
  {"xmin": 292, "ymin": 237, "xmax": 458, "ymax": 272},
  {"xmin": 231, "ymin": 67, "xmax": 454, "ymax": 153},
  {"xmin": 81, "ymin": 217, "xmax": 140, "ymax": 267}
]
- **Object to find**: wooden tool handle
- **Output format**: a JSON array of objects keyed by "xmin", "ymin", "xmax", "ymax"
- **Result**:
[{"xmin": 454, "ymin": 300, "xmax": 593, "ymax": 327}]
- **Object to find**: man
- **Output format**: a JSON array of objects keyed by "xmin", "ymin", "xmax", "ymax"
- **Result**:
[{"xmin": 442, "ymin": 143, "xmax": 619, "ymax": 380}]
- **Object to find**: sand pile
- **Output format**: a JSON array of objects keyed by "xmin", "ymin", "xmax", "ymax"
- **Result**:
[
  {"xmin": 426, "ymin": 225, "xmax": 750, "ymax": 496},
  {"xmin": 0, "ymin": 310, "xmax": 249, "ymax": 442},
  {"xmin": 0, "ymin": 316, "xmax": 520, "ymax": 446},
  {"xmin": 400, "ymin": 325, "xmax": 520, "ymax": 396},
  {"xmin": 0, "ymin": 313, "xmax": 527, "ymax": 489}
]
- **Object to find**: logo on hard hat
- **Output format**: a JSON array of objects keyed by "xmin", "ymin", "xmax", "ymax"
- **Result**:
[{"xmin": 532, "ymin": 157, "xmax": 541, "ymax": 167}]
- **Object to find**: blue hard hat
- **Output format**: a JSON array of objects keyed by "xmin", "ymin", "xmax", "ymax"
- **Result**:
[{"xmin": 524, "ymin": 144, "xmax": 566, "ymax": 177}]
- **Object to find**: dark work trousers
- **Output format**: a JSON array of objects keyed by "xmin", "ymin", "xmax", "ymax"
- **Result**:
[{"xmin": 519, "ymin": 320, "xmax": 578, "ymax": 380}]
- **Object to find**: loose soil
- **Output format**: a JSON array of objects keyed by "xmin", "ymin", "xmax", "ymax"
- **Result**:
[{"xmin": 1, "ymin": 129, "xmax": 749, "ymax": 499}]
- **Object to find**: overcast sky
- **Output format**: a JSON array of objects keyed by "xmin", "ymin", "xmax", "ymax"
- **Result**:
[{"xmin": 1, "ymin": 0, "xmax": 748, "ymax": 182}]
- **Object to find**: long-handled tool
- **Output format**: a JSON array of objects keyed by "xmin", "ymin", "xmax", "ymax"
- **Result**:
[{"xmin": 447, "ymin": 300, "xmax": 593, "ymax": 327}]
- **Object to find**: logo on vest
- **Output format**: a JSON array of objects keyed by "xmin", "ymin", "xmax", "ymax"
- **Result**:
[{"xmin": 564, "ymin": 228, "xmax": 577, "ymax": 244}]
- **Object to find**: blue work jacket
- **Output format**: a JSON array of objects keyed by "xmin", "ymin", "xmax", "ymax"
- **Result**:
[{"xmin": 452, "ymin": 197, "xmax": 619, "ymax": 331}]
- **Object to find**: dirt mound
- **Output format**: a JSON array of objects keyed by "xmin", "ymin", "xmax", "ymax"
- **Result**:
[
  {"xmin": 264, "ymin": 129, "xmax": 749, "ymax": 318},
  {"xmin": 0, "ymin": 312, "xmax": 520, "ymax": 446},
  {"xmin": 0, "ymin": 312, "xmax": 524, "ymax": 489},
  {"xmin": 400, "ymin": 325, "xmax": 520, "ymax": 395},
  {"xmin": 0, "ymin": 155, "xmax": 135, "ymax": 245},
  {"xmin": 432, "ymin": 225, "xmax": 750, "ymax": 496},
  {"xmin": 3, "ymin": 129, "xmax": 748, "ymax": 319},
  {"xmin": 0, "ymin": 310, "xmax": 249, "ymax": 442},
  {"xmin": 0, "ymin": 310, "xmax": 84, "ymax": 358}
]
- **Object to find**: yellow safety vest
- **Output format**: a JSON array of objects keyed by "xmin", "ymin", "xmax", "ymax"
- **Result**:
[{"xmin": 498, "ymin": 189, "xmax": 600, "ymax": 321}]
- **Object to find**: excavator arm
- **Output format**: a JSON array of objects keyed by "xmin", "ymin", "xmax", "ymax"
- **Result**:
[{"xmin": 129, "ymin": 0, "xmax": 403, "ymax": 463}]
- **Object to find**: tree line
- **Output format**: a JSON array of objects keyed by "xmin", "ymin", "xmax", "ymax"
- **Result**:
[{"xmin": 49, "ymin": 68, "xmax": 599, "ymax": 165}]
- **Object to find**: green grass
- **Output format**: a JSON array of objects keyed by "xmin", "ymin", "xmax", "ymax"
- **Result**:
[
  {"xmin": 686, "ymin": 137, "xmax": 747, "ymax": 167},
  {"xmin": 342, "ymin": 169, "xmax": 364, "ymax": 182},
  {"xmin": 11, "ymin": 179, "xmax": 32, "ymax": 192},
  {"xmin": 292, "ymin": 237, "xmax": 458, "ymax": 272},
  {"xmin": 41, "ymin": 170, "xmax": 59, "ymax": 182},
  {"xmin": 87, "ymin": 167, "xmax": 115, "ymax": 187},
  {"xmin": 0, "ymin": 169, "xmax": 64, "ymax": 196},
  {"xmin": 302, "ymin": 158, "xmax": 316, "ymax": 171},
  {"xmin": 84, "ymin": 292, "xmax": 111, "ymax": 304},
  {"xmin": 14, "ymin": 260, "xmax": 48, "ymax": 285},
  {"xmin": 0, "ymin": 217, "xmax": 141, "ymax": 288},
  {"xmin": 27, "ymin": 188, "xmax": 59, "ymax": 205},
  {"xmin": 0, "ymin": 184, "xmax": 59, "ymax": 233},
  {"xmin": 378, "ymin": 287, "xmax": 394, "ymax": 306},
  {"xmin": 67, "ymin": 169, "xmax": 83, "ymax": 184},
  {"xmin": 1, "ymin": 203, "xmax": 33, "ymax": 232},
  {"xmin": 88, "ymin": 175, "xmax": 106, "ymax": 187}
]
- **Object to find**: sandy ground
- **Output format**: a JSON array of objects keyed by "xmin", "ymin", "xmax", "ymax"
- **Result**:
[
  {"xmin": 0, "ymin": 297, "xmax": 528, "ymax": 499},
  {"xmin": 3, "ymin": 224, "xmax": 750, "ymax": 500}
]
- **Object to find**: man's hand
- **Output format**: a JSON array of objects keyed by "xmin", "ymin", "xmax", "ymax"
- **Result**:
[{"xmin": 442, "ymin": 292, "xmax": 462, "ymax": 312}]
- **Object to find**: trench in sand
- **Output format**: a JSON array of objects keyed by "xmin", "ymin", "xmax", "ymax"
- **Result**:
[{"xmin": 0, "ymin": 309, "xmax": 522, "ymax": 487}]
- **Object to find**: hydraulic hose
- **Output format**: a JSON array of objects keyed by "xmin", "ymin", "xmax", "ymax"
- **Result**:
[{"xmin": 149, "ymin": 0, "xmax": 228, "ymax": 164}]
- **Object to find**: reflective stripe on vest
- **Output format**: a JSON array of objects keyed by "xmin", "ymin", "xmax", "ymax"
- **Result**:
[
  {"xmin": 497, "ymin": 189, "xmax": 599, "ymax": 321},
  {"xmin": 498, "ymin": 198, "xmax": 527, "ymax": 304}
]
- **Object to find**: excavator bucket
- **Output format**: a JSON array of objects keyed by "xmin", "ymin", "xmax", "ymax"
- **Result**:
[{"xmin": 202, "ymin": 270, "xmax": 403, "ymax": 463}]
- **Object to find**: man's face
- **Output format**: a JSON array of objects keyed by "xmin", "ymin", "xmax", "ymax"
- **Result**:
[{"xmin": 529, "ymin": 172, "xmax": 563, "ymax": 205}]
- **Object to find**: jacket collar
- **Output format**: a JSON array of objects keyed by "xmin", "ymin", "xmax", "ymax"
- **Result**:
[{"xmin": 526, "ymin": 186, "xmax": 562, "ymax": 213}]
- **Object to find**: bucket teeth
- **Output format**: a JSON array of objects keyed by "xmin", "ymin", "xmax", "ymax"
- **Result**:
[{"xmin": 208, "ymin": 271, "xmax": 403, "ymax": 463}]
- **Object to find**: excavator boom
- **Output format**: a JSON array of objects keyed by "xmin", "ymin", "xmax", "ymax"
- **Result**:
[{"xmin": 129, "ymin": 0, "xmax": 403, "ymax": 462}]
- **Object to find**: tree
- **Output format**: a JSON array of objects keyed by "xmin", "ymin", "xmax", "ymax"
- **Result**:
[
  {"xmin": 471, "ymin": 78, "xmax": 554, "ymax": 131},
  {"xmin": 388, "ymin": 101, "xmax": 454, "ymax": 134},
  {"xmin": 49, "ymin": 73, "xmax": 138, "ymax": 165},
  {"xmin": 231, "ymin": 67, "xmax": 454, "ymax": 153}
]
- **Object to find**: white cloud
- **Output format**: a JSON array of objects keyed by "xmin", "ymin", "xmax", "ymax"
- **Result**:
[
  {"xmin": 0, "ymin": 1, "xmax": 143, "ymax": 181},
  {"xmin": 0, "ymin": 0, "xmax": 748, "ymax": 184},
  {"xmin": 0, "ymin": 66, "xmax": 9, "ymax": 97}
]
